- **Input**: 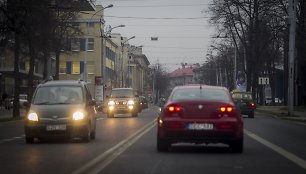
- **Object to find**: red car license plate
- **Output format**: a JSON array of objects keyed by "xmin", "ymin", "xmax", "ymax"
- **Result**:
[{"xmin": 187, "ymin": 123, "xmax": 213, "ymax": 130}]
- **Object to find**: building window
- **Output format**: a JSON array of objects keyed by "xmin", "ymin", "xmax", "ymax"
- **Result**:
[
  {"xmin": 35, "ymin": 61, "xmax": 39, "ymax": 74},
  {"xmin": 87, "ymin": 38, "xmax": 94, "ymax": 51},
  {"xmin": 80, "ymin": 61, "xmax": 84, "ymax": 74},
  {"xmin": 71, "ymin": 38, "xmax": 80, "ymax": 51},
  {"xmin": 72, "ymin": 61, "xmax": 80, "ymax": 74},
  {"xmin": 72, "ymin": 22, "xmax": 80, "ymax": 27},
  {"xmin": 66, "ymin": 61, "xmax": 72, "ymax": 74},
  {"xmin": 60, "ymin": 62, "xmax": 66, "ymax": 74},
  {"xmin": 20, "ymin": 62, "xmax": 25, "ymax": 71},
  {"xmin": 88, "ymin": 22, "xmax": 94, "ymax": 27}
]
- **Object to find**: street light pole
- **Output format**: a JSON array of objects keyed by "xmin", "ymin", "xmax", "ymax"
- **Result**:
[
  {"xmin": 102, "ymin": 25, "xmax": 125, "ymax": 87},
  {"xmin": 120, "ymin": 36, "xmax": 135, "ymax": 87}
]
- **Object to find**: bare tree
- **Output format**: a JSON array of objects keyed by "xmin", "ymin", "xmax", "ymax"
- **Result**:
[{"xmin": 208, "ymin": 0, "xmax": 287, "ymax": 103}]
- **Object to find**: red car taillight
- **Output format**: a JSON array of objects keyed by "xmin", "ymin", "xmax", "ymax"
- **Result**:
[
  {"xmin": 168, "ymin": 106, "xmax": 182, "ymax": 112},
  {"xmin": 219, "ymin": 106, "xmax": 233, "ymax": 113},
  {"xmin": 164, "ymin": 105, "xmax": 183, "ymax": 117},
  {"xmin": 249, "ymin": 102, "xmax": 255, "ymax": 107},
  {"xmin": 217, "ymin": 106, "xmax": 236, "ymax": 118}
]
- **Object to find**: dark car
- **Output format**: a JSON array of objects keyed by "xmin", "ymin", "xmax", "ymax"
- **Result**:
[
  {"xmin": 231, "ymin": 91, "xmax": 256, "ymax": 118},
  {"xmin": 157, "ymin": 84, "xmax": 244, "ymax": 153},
  {"xmin": 24, "ymin": 80, "xmax": 97, "ymax": 143},
  {"xmin": 106, "ymin": 88, "xmax": 139, "ymax": 118},
  {"xmin": 139, "ymin": 96, "xmax": 149, "ymax": 111}
]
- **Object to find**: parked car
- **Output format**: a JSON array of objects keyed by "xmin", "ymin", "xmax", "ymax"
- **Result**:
[
  {"xmin": 9, "ymin": 94, "xmax": 28, "ymax": 109},
  {"xmin": 24, "ymin": 80, "xmax": 97, "ymax": 143},
  {"xmin": 231, "ymin": 91, "xmax": 256, "ymax": 118},
  {"xmin": 157, "ymin": 84, "xmax": 244, "ymax": 153},
  {"xmin": 106, "ymin": 88, "xmax": 139, "ymax": 118}
]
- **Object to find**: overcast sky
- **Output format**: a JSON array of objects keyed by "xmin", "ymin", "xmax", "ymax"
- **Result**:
[{"xmin": 96, "ymin": 0, "xmax": 214, "ymax": 72}]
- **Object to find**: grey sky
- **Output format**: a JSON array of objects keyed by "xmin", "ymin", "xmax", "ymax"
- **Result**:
[{"xmin": 97, "ymin": 0, "xmax": 214, "ymax": 71}]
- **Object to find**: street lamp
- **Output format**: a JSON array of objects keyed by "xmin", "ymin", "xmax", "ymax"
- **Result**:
[
  {"xmin": 102, "ymin": 24, "xmax": 125, "ymax": 89},
  {"xmin": 83, "ymin": 4, "xmax": 113, "ymax": 82},
  {"xmin": 120, "ymin": 36, "xmax": 136, "ymax": 87}
]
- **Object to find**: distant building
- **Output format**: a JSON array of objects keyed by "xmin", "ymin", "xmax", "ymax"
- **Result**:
[
  {"xmin": 129, "ymin": 47, "xmax": 150, "ymax": 95},
  {"xmin": 168, "ymin": 63, "xmax": 200, "ymax": 92}
]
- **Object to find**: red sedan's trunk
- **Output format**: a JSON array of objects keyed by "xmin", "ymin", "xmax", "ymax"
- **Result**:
[{"xmin": 170, "ymin": 100, "xmax": 234, "ymax": 119}]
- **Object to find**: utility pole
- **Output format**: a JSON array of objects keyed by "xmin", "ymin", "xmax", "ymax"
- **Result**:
[{"xmin": 288, "ymin": 0, "xmax": 297, "ymax": 116}]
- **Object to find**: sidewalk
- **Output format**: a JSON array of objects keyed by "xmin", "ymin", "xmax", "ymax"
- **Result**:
[
  {"xmin": 256, "ymin": 105, "xmax": 306, "ymax": 122},
  {"xmin": 0, "ymin": 109, "xmax": 25, "ymax": 120}
]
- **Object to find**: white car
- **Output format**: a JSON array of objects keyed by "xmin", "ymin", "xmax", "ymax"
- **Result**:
[{"xmin": 10, "ymin": 94, "xmax": 28, "ymax": 108}]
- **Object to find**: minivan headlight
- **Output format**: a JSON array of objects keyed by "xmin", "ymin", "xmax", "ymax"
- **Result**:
[
  {"xmin": 73, "ymin": 111, "xmax": 85, "ymax": 121},
  {"xmin": 27, "ymin": 112, "xmax": 38, "ymax": 122}
]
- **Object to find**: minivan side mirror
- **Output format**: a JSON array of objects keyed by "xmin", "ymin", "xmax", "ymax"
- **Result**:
[{"xmin": 23, "ymin": 101, "xmax": 30, "ymax": 108}]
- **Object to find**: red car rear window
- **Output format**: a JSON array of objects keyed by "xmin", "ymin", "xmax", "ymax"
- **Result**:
[{"xmin": 171, "ymin": 88, "xmax": 230, "ymax": 102}]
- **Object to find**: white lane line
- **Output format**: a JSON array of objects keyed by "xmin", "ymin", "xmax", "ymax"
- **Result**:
[
  {"xmin": 72, "ymin": 119, "xmax": 157, "ymax": 174},
  {"xmin": 0, "ymin": 135, "xmax": 25, "ymax": 144},
  {"xmin": 245, "ymin": 129, "xmax": 306, "ymax": 170}
]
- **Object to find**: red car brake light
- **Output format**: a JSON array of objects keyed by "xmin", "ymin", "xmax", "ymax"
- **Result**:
[
  {"xmin": 249, "ymin": 102, "xmax": 255, "ymax": 107},
  {"xmin": 168, "ymin": 106, "xmax": 182, "ymax": 112},
  {"xmin": 220, "ymin": 106, "xmax": 233, "ymax": 113},
  {"xmin": 164, "ymin": 105, "xmax": 183, "ymax": 117}
]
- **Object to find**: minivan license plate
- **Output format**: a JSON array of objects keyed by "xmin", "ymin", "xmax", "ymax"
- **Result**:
[
  {"xmin": 46, "ymin": 124, "xmax": 66, "ymax": 131},
  {"xmin": 188, "ymin": 123, "xmax": 213, "ymax": 130}
]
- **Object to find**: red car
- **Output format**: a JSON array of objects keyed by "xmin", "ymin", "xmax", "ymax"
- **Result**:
[{"xmin": 157, "ymin": 84, "xmax": 243, "ymax": 153}]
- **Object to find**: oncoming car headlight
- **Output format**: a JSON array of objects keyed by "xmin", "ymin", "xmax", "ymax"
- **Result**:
[
  {"xmin": 128, "ymin": 100, "xmax": 135, "ymax": 105},
  {"xmin": 73, "ymin": 111, "xmax": 85, "ymax": 121},
  {"xmin": 108, "ymin": 100, "xmax": 115, "ymax": 106},
  {"xmin": 27, "ymin": 112, "xmax": 38, "ymax": 122}
]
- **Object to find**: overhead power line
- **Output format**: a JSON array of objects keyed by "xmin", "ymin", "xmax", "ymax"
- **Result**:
[
  {"xmin": 113, "ymin": 4, "xmax": 210, "ymax": 8},
  {"xmin": 104, "ymin": 15, "xmax": 208, "ymax": 20},
  {"xmin": 145, "ymin": 46, "xmax": 203, "ymax": 49}
]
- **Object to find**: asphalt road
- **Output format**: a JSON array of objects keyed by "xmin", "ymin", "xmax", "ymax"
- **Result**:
[{"xmin": 0, "ymin": 107, "xmax": 305, "ymax": 174}]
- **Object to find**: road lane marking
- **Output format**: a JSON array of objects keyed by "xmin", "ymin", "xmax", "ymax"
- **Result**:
[
  {"xmin": 72, "ymin": 119, "xmax": 157, "ymax": 174},
  {"xmin": 0, "ymin": 135, "xmax": 25, "ymax": 144},
  {"xmin": 245, "ymin": 129, "xmax": 306, "ymax": 170}
]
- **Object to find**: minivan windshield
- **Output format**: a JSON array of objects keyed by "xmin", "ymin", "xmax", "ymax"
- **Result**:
[
  {"xmin": 111, "ymin": 89, "xmax": 133, "ymax": 98},
  {"xmin": 33, "ymin": 86, "xmax": 83, "ymax": 105}
]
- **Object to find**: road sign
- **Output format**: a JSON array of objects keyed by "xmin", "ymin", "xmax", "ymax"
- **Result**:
[{"xmin": 258, "ymin": 77, "xmax": 269, "ymax": 85}]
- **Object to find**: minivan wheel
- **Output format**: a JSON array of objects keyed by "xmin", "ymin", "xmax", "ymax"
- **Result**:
[
  {"xmin": 107, "ymin": 113, "xmax": 114, "ymax": 118},
  {"xmin": 25, "ymin": 136, "xmax": 34, "ymax": 144},
  {"xmin": 157, "ymin": 136, "xmax": 169, "ymax": 152},
  {"xmin": 82, "ymin": 125, "xmax": 91, "ymax": 142}
]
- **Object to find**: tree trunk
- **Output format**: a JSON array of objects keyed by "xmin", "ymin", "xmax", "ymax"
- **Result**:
[
  {"xmin": 13, "ymin": 32, "xmax": 20, "ymax": 118},
  {"xmin": 54, "ymin": 48, "xmax": 60, "ymax": 80},
  {"xmin": 27, "ymin": 37, "xmax": 35, "ymax": 102}
]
